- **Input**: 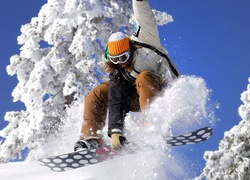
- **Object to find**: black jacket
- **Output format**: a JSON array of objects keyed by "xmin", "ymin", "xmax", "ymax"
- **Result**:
[{"xmin": 108, "ymin": 66, "xmax": 135, "ymax": 136}]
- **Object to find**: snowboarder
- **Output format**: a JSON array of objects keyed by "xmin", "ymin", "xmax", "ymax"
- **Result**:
[{"xmin": 74, "ymin": 0, "xmax": 179, "ymax": 151}]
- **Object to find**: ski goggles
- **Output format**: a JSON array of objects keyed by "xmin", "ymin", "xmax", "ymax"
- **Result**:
[{"xmin": 107, "ymin": 50, "xmax": 131, "ymax": 64}]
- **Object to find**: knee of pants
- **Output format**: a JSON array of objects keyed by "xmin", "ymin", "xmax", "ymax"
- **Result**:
[
  {"xmin": 84, "ymin": 82, "xmax": 108, "ymax": 120},
  {"xmin": 136, "ymin": 71, "xmax": 162, "ymax": 91},
  {"xmin": 85, "ymin": 82, "xmax": 108, "ymax": 102},
  {"xmin": 135, "ymin": 71, "xmax": 162, "ymax": 110}
]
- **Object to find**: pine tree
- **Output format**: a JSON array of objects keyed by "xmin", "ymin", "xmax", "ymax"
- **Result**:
[{"xmin": 197, "ymin": 78, "xmax": 250, "ymax": 180}]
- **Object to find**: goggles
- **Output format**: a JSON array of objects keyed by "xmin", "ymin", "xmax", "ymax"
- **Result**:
[{"xmin": 107, "ymin": 50, "xmax": 131, "ymax": 64}]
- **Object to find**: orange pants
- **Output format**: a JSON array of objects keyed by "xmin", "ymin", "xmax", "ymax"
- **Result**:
[{"xmin": 80, "ymin": 71, "xmax": 162, "ymax": 140}]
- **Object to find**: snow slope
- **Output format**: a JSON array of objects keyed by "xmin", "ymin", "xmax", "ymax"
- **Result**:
[
  {"xmin": 0, "ymin": 150, "xmax": 191, "ymax": 180},
  {"xmin": 1, "ymin": 147, "xmax": 191, "ymax": 180},
  {"xmin": 0, "ymin": 76, "xmax": 215, "ymax": 179}
]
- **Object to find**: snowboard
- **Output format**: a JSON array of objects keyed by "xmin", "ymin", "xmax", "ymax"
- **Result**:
[{"xmin": 38, "ymin": 126, "xmax": 213, "ymax": 172}]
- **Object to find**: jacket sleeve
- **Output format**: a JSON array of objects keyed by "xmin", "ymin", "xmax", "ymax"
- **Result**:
[
  {"xmin": 107, "ymin": 69, "xmax": 133, "ymax": 136},
  {"xmin": 132, "ymin": 0, "xmax": 162, "ymax": 49}
]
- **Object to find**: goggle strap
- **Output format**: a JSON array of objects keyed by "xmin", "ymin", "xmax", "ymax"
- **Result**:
[{"xmin": 104, "ymin": 45, "xmax": 110, "ymax": 61}]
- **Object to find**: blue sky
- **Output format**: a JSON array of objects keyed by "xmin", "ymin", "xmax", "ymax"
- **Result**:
[{"xmin": 1, "ymin": 0, "xmax": 250, "ymax": 174}]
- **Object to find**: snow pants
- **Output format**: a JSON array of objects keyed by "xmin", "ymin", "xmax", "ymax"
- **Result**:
[{"xmin": 80, "ymin": 71, "xmax": 162, "ymax": 140}]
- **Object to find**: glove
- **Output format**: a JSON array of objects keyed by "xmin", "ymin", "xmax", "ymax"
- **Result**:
[{"xmin": 111, "ymin": 133, "xmax": 127, "ymax": 150}]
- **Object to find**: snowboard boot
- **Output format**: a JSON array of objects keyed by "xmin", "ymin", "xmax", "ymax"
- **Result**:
[{"xmin": 74, "ymin": 139, "xmax": 102, "ymax": 152}]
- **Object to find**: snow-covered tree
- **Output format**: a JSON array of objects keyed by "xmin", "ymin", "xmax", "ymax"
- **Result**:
[
  {"xmin": 197, "ymin": 77, "xmax": 250, "ymax": 180},
  {"xmin": 0, "ymin": 0, "xmax": 173, "ymax": 162}
]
